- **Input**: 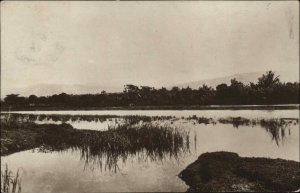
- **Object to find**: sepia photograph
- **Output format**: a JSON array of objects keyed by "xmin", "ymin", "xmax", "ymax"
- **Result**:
[{"xmin": 1, "ymin": 1, "xmax": 299, "ymax": 192}]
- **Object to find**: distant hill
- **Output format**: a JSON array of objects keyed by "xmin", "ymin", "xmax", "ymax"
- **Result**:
[
  {"xmin": 1, "ymin": 71, "xmax": 298, "ymax": 98},
  {"xmin": 173, "ymin": 71, "xmax": 299, "ymax": 89},
  {"xmin": 1, "ymin": 84, "xmax": 123, "ymax": 97}
]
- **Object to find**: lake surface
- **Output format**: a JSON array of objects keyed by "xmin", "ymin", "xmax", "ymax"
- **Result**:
[
  {"xmin": 9, "ymin": 109, "xmax": 299, "ymax": 119},
  {"xmin": 1, "ymin": 109, "xmax": 299, "ymax": 193}
]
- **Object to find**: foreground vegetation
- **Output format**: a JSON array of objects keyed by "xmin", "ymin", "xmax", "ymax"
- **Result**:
[
  {"xmin": 1, "ymin": 114, "xmax": 298, "ymax": 191},
  {"xmin": 2, "ymin": 113, "xmax": 297, "ymax": 148},
  {"xmin": 1, "ymin": 164, "xmax": 22, "ymax": 193},
  {"xmin": 1, "ymin": 117, "xmax": 189, "ymax": 171},
  {"xmin": 1, "ymin": 71, "xmax": 299, "ymax": 110},
  {"xmin": 179, "ymin": 152, "xmax": 300, "ymax": 192}
]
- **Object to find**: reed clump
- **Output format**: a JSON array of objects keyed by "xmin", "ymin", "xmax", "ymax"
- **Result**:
[
  {"xmin": 1, "ymin": 164, "xmax": 22, "ymax": 193},
  {"xmin": 218, "ymin": 117, "xmax": 251, "ymax": 128},
  {"xmin": 37, "ymin": 122, "xmax": 190, "ymax": 171},
  {"xmin": 1, "ymin": 113, "xmax": 177, "ymax": 125},
  {"xmin": 1, "ymin": 114, "xmax": 190, "ymax": 172},
  {"xmin": 187, "ymin": 115, "xmax": 212, "ymax": 124},
  {"xmin": 260, "ymin": 119, "xmax": 290, "ymax": 146}
]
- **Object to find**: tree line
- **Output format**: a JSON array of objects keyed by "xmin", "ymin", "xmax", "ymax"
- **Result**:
[{"xmin": 1, "ymin": 71, "xmax": 299, "ymax": 110}]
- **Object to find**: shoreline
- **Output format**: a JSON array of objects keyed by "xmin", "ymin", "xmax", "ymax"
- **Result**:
[
  {"xmin": 1, "ymin": 122, "xmax": 74, "ymax": 156},
  {"xmin": 1, "ymin": 104, "xmax": 299, "ymax": 112}
]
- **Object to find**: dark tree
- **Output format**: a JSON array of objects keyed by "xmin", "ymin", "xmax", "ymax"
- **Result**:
[{"xmin": 1, "ymin": 71, "xmax": 299, "ymax": 110}]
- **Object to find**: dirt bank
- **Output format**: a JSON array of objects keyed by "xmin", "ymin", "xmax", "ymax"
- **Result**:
[
  {"xmin": 1, "ymin": 122, "xmax": 74, "ymax": 156},
  {"xmin": 179, "ymin": 151, "xmax": 300, "ymax": 192}
]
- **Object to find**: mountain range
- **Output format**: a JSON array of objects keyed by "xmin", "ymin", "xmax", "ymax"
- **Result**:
[
  {"xmin": 173, "ymin": 71, "xmax": 298, "ymax": 89},
  {"xmin": 1, "ymin": 71, "xmax": 298, "ymax": 97}
]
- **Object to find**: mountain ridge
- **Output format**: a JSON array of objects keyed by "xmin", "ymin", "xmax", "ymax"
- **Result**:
[
  {"xmin": 172, "ymin": 71, "xmax": 298, "ymax": 89},
  {"xmin": 2, "ymin": 71, "xmax": 298, "ymax": 97}
]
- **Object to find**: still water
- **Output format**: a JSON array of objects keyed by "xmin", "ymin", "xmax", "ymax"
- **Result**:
[
  {"xmin": 10, "ymin": 109, "xmax": 299, "ymax": 119},
  {"xmin": 1, "ymin": 110, "xmax": 299, "ymax": 193}
]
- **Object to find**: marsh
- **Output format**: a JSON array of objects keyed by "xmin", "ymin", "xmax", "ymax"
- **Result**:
[{"xmin": 1, "ymin": 109, "xmax": 299, "ymax": 192}]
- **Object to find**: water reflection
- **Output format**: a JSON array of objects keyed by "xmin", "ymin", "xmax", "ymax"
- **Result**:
[
  {"xmin": 1, "ymin": 113, "xmax": 176, "ymax": 123},
  {"xmin": 1, "ymin": 113, "xmax": 298, "ymax": 147},
  {"xmin": 35, "ymin": 123, "xmax": 190, "ymax": 173},
  {"xmin": 260, "ymin": 119, "xmax": 292, "ymax": 146},
  {"xmin": 1, "ymin": 111, "xmax": 299, "ymax": 193}
]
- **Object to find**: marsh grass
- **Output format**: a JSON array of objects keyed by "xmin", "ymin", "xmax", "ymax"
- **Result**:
[
  {"xmin": 1, "ymin": 164, "xmax": 22, "ymax": 193},
  {"xmin": 1, "ymin": 113, "xmax": 178, "ymax": 125},
  {"xmin": 0, "ymin": 114, "xmax": 190, "ymax": 172},
  {"xmin": 2, "ymin": 113, "xmax": 298, "ymax": 145},
  {"xmin": 187, "ymin": 115, "xmax": 213, "ymax": 125},
  {"xmin": 260, "ymin": 119, "xmax": 292, "ymax": 146},
  {"xmin": 217, "ymin": 117, "xmax": 297, "ymax": 146},
  {"xmin": 1, "ymin": 113, "xmax": 298, "ymax": 167},
  {"xmin": 37, "ymin": 122, "xmax": 190, "ymax": 172},
  {"xmin": 1, "ymin": 114, "xmax": 190, "ymax": 172},
  {"xmin": 218, "ymin": 117, "xmax": 252, "ymax": 128}
]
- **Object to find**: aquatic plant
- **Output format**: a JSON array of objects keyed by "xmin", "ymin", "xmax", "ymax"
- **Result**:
[
  {"xmin": 1, "ymin": 113, "xmax": 175, "ymax": 125},
  {"xmin": 218, "ymin": 117, "xmax": 251, "ymax": 128},
  {"xmin": 260, "ymin": 119, "xmax": 291, "ymax": 146},
  {"xmin": 36, "ymin": 122, "xmax": 190, "ymax": 172},
  {"xmin": 0, "ymin": 164, "xmax": 22, "ymax": 193},
  {"xmin": 0, "ymin": 114, "xmax": 190, "ymax": 172},
  {"xmin": 186, "ymin": 115, "xmax": 212, "ymax": 124},
  {"xmin": 2, "ymin": 113, "xmax": 299, "ymax": 170}
]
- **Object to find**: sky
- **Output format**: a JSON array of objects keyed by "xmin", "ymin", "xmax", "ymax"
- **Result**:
[{"xmin": 1, "ymin": 1, "xmax": 299, "ymax": 96}]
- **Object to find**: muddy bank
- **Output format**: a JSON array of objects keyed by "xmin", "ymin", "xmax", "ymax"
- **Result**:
[
  {"xmin": 1, "ymin": 122, "xmax": 74, "ymax": 156},
  {"xmin": 179, "ymin": 152, "xmax": 300, "ymax": 192}
]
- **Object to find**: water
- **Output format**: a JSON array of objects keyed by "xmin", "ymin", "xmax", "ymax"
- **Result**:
[
  {"xmin": 35, "ymin": 118, "xmax": 121, "ymax": 131},
  {"xmin": 9, "ymin": 109, "xmax": 299, "ymax": 119},
  {"xmin": 1, "ymin": 109, "xmax": 299, "ymax": 193}
]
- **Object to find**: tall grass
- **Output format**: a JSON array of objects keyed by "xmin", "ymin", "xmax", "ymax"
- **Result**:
[
  {"xmin": 260, "ymin": 119, "xmax": 290, "ymax": 146},
  {"xmin": 0, "ymin": 113, "xmax": 178, "ymax": 125},
  {"xmin": 186, "ymin": 115, "xmax": 213, "ymax": 124},
  {"xmin": 6, "ymin": 115, "xmax": 189, "ymax": 172},
  {"xmin": 1, "ymin": 164, "xmax": 21, "ymax": 193},
  {"xmin": 218, "ymin": 117, "xmax": 251, "ymax": 128},
  {"xmin": 1, "ymin": 113, "xmax": 298, "ymax": 171},
  {"xmin": 36, "ymin": 122, "xmax": 190, "ymax": 172},
  {"xmin": 1, "ymin": 114, "xmax": 190, "ymax": 172},
  {"xmin": 2, "ymin": 113, "xmax": 298, "ymax": 127}
]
